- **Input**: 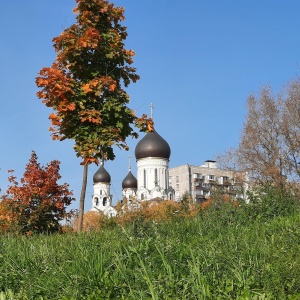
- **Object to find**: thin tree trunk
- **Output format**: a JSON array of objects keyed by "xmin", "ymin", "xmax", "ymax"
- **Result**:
[{"xmin": 77, "ymin": 164, "xmax": 88, "ymax": 232}]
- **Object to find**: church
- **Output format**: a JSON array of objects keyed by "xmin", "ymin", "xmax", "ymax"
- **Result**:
[
  {"xmin": 90, "ymin": 129, "xmax": 175, "ymax": 216},
  {"xmin": 89, "ymin": 126, "xmax": 248, "ymax": 216}
]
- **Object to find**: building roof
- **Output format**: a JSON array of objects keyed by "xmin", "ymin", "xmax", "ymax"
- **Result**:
[
  {"xmin": 122, "ymin": 170, "xmax": 137, "ymax": 189},
  {"xmin": 135, "ymin": 130, "xmax": 171, "ymax": 160},
  {"xmin": 93, "ymin": 165, "xmax": 111, "ymax": 184}
]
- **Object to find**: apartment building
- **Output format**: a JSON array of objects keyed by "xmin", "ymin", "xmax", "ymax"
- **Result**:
[{"xmin": 169, "ymin": 160, "xmax": 248, "ymax": 202}]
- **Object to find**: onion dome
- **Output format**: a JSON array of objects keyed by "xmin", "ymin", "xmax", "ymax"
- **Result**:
[
  {"xmin": 93, "ymin": 165, "xmax": 111, "ymax": 184},
  {"xmin": 122, "ymin": 171, "xmax": 137, "ymax": 189},
  {"xmin": 135, "ymin": 131, "xmax": 171, "ymax": 160}
]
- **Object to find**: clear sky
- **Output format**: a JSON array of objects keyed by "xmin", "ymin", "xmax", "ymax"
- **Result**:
[{"xmin": 1, "ymin": 1, "xmax": 299, "ymax": 211}]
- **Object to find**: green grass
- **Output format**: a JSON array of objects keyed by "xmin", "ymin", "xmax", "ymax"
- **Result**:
[{"xmin": 1, "ymin": 199, "xmax": 300, "ymax": 299}]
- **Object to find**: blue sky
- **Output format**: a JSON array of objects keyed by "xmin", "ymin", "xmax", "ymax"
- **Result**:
[{"xmin": 1, "ymin": 1, "xmax": 299, "ymax": 211}]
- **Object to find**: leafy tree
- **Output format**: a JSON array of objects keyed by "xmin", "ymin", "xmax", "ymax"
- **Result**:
[
  {"xmin": 36, "ymin": 0, "xmax": 152, "ymax": 231},
  {"xmin": 218, "ymin": 79, "xmax": 300, "ymax": 194},
  {"xmin": 0, "ymin": 151, "xmax": 74, "ymax": 234}
]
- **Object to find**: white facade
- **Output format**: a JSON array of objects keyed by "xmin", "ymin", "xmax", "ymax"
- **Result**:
[
  {"xmin": 136, "ymin": 157, "xmax": 174, "ymax": 201},
  {"xmin": 91, "ymin": 172, "xmax": 117, "ymax": 217}
]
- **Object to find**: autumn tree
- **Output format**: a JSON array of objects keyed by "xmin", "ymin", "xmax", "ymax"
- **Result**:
[
  {"xmin": 36, "ymin": 0, "xmax": 152, "ymax": 231},
  {"xmin": 0, "ymin": 151, "xmax": 74, "ymax": 234},
  {"xmin": 218, "ymin": 79, "xmax": 300, "ymax": 194}
]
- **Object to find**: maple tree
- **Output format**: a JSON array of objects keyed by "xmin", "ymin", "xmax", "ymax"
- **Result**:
[
  {"xmin": 36, "ymin": 0, "xmax": 152, "ymax": 231},
  {"xmin": 0, "ymin": 151, "xmax": 74, "ymax": 234}
]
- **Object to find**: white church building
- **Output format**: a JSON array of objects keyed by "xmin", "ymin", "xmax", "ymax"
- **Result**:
[
  {"xmin": 90, "ymin": 127, "xmax": 248, "ymax": 216},
  {"xmin": 90, "ymin": 129, "xmax": 175, "ymax": 215}
]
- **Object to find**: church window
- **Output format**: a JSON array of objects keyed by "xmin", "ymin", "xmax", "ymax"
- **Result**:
[
  {"xmin": 154, "ymin": 169, "xmax": 158, "ymax": 186},
  {"xmin": 143, "ymin": 169, "xmax": 146, "ymax": 188},
  {"xmin": 103, "ymin": 197, "xmax": 107, "ymax": 206},
  {"xmin": 94, "ymin": 197, "xmax": 99, "ymax": 206},
  {"xmin": 100, "ymin": 190, "xmax": 102, "ymax": 195}
]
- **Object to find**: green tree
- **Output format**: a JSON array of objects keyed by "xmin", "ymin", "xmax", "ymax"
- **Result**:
[{"xmin": 36, "ymin": 0, "xmax": 152, "ymax": 231}]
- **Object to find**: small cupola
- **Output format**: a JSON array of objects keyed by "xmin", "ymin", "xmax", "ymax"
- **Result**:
[
  {"xmin": 122, "ymin": 170, "xmax": 138, "ymax": 189},
  {"xmin": 93, "ymin": 165, "xmax": 111, "ymax": 184}
]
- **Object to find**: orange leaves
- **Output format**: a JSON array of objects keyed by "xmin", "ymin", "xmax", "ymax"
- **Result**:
[
  {"xmin": 52, "ymin": 135, "xmax": 63, "ymax": 141},
  {"xmin": 109, "ymin": 83, "xmax": 116, "ymax": 92},
  {"xmin": 82, "ymin": 83, "xmax": 93, "ymax": 94},
  {"xmin": 75, "ymin": 27, "xmax": 101, "ymax": 49},
  {"xmin": 35, "ymin": 0, "xmax": 142, "ymax": 168},
  {"xmin": 81, "ymin": 77, "xmax": 117, "ymax": 95},
  {"xmin": 80, "ymin": 109, "xmax": 102, "ymax": 124},
  {"xmin": 58, "ymin": 102, "xmax": 76, "ymax": 112},
  {"xmin": 135, "ymin": 114, "xmax": 154, "ymax": 133},
  {"xmin": 81, "ymin": 157, "xmax": 99, "ymax": 165},
  {"xmin": 147, "ymin": 119, "xmax": 154, "ymax": 132},
  {"xmin": 73, "ymin": 6, "xmax": 79, "ymax": 14},
  {"xmin": 49, "ymin": 113, "xmax": 62, "ymax": 126}
]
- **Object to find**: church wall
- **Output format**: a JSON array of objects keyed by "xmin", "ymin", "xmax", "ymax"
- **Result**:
[{"xmin": 137, "ymin": 158, "xmax": 169, "ymax": 191}]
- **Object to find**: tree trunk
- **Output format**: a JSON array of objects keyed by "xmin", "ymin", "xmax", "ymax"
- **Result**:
[{"xmin": 77, "ymin": 164, "xmax": 88, "ymax": 232}]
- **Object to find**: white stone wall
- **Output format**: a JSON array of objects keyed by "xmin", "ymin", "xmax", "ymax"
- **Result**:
[
  {"xmin": 92, "ymin": 182, "xmax": 112, "ymax": 211},
  {"xmin": 137, "ymin": 158, "xmax": 169, "ymax": 191}
]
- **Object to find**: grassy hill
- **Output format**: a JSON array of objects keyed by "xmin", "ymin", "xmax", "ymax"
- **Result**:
[{"xmin": 1, "ymin": 194, "xmax": 300, "ymax": 299}]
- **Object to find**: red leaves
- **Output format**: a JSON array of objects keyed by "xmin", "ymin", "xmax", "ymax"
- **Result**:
[{"xmin": 2, "ymin": 151, "xmax": 74, "ymax": 234}]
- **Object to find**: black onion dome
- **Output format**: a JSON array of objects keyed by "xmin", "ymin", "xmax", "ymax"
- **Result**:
[
  {"xmin": 122, "ymin": 171, "xmax": 137, "ymax": 189},
  {"xmin": 93, "ymin": 165, "xmax": 111, "ymax": 183},
  {"xmin": 135, "ymin": 131, "xmax": 171, "ymax": 160}
]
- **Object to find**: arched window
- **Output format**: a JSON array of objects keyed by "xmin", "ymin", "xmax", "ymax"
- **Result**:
[
  {"xmin": 103, "ymin": 197, "xmax": 107, "ymax": 206},
  {"xmin": 94, "ymin": 197, "xmax": 99, "ymax": 206},
  {"xmin": 143, "ymin": 169, "xmax": 146, "ymax": 188},
  {"xmin": 154, "ymin": 168, "xmax": 158, "ymax": 186},
  {"xmin": 141, "ymin": 193, "xmax": 144, "ymax": 200}
]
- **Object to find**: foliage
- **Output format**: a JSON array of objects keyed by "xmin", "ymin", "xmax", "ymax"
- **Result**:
[
  {"xmin": 75, "ymin": 197, "xmax": 204, "ymax": 232},
  {"xmin": 0, "ymin": 151, "xmax": 74, "ymax": 235},
  {"xmin": 35, "ymin": 0, "xmax": 153, "ymax": 231},
  {"xmin": 36, "ymin": 0, "xmax": 152, "ymax": 165},
  {"xmin": 218, "ymin": 78, "xmax": 300, "ymax": 195},
  {"xmin": 1, "ymin": 191, "xmax": 300, "ymax": 299}
]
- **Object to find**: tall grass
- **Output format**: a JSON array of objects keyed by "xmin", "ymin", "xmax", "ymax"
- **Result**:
[{"xmin": 1, "ymin": 193, "xmax": 300, "ymax": 299}]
